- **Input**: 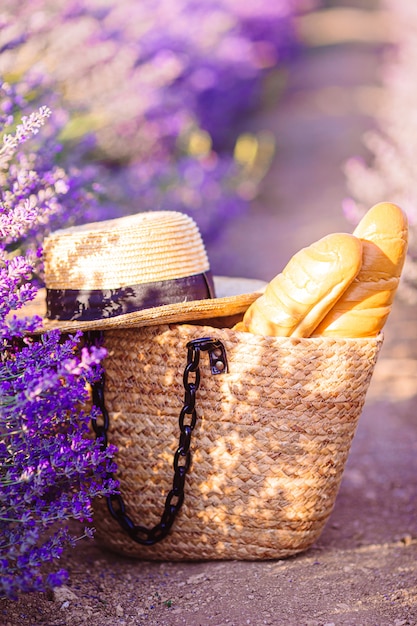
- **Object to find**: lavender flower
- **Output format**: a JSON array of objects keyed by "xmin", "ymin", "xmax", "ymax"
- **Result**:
[
  {"xmin": 0, "ymin": 330, "xmax": 118, "ymax": 600},
  {"xmin": 0, "ymin": 0, "xmax": 299, "ymax": 159},
  {"xmin": 1, "ymin": 80, "xmax": 118, "ymax": 599},
  {"xmin": 0, "ymin": 79, "xmax": 100, "ymax": 260},
  {"xmin": 98, "ymin": 151, "xmax": 249, "ymax": 239},
  {"xmin": 0, "ymin": 0, "xmax": 307, "ymax": 241}
]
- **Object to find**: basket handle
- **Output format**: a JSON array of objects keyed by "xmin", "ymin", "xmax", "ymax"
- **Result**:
[{"xmin": 87, "ymin": 331, "xmax": 228, "ymax": 546}]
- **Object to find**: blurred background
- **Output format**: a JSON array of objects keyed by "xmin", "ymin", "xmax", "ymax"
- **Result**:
[{"xmin": 1, "ymin": 0, "xmax": 416, "ymax": 299}]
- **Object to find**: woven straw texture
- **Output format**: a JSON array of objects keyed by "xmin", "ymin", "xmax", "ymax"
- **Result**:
[
  {"xmin": 93, "ymin": 323, "xmax": 383, "ymax": 561},
  {"xmin": 44, "ymin": 211, "xmax": 209, "ymax": 290}
]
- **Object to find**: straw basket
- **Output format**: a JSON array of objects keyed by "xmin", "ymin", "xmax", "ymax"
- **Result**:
[{"xmin": 92, "ymin": 322, "xmax": 382, "ymax": 560}]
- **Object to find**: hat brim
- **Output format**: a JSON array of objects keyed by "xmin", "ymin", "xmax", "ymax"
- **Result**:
[{"xmin": 16, "ymin": 276, "xmax": 266, "ymax": 334}]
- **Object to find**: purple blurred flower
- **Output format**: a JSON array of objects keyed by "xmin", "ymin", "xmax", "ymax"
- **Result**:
[
  {"xmin": 344, "ymin": 0, "xmax": 417, "ymax": 301},
  {"xmin": 99, "ymin": 151, "xmax": 250, "ymax": 239},
  {"xmin": 0, "ymin": 0, "xmax": 307, "ymax": 241}
]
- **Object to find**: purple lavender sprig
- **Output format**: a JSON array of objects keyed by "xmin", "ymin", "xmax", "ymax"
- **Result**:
[{"xmin": 0, "ymin": 80, "xmax": 99, "ymax": 260}]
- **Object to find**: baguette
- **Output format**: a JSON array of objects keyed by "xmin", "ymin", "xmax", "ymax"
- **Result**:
[
  {"xmin": 312, "ymin": 202, "xmax": 408, "ymax": 337},
  {"xmin": 234, "ymin": 233, "xmax": 362, "ymax": 338}
]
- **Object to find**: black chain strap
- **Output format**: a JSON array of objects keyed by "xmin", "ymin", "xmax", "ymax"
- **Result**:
[{"xmin": 86, "ymin": 330, "xmax": 228, "ymax": 546}]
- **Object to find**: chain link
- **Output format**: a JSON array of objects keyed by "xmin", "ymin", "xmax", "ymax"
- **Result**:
[{"xmin": 86, "ymin": 330, "xmax": 227, "ymax": 546}]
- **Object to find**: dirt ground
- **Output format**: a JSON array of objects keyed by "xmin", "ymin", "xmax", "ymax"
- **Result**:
[{"xmin": 2, "ymin": 3, "xmax": 417, "ymax": 625}]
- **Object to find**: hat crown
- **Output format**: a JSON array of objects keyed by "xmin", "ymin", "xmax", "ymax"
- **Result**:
[
  {"xmin": 22, "ymin": 209, "xmax": 265, "ymax": 331},
  {"xmin": 44, "ymin": 211, "xmax": 210, "ymax": 290}
]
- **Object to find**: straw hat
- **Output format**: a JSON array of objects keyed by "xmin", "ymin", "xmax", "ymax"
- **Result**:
[{"xmin": 23, "ymin": 210, "xmax": 265, "ymax": 332}]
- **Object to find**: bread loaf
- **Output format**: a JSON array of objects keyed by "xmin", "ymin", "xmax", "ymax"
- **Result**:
[
  {"xmin": 234, "ymin": 233, "xmax": 362, "ymax": 338},
  {"xmin": 312, "ymin": 202, "xmax": 408, "ymax": 337}
]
